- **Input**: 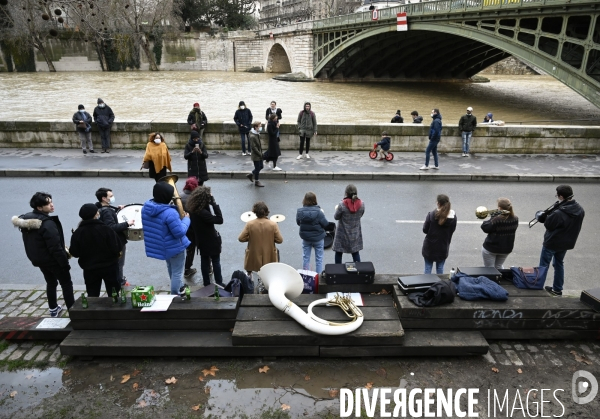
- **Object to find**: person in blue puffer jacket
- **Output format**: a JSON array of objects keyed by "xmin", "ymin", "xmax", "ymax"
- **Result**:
[
  {"xmin": 142, "ymin": 182, "xmax": 191, "ymax": 295},
  {"xmin": 296, "ymin": 192, "xmax": 330, "ymax": 275}
]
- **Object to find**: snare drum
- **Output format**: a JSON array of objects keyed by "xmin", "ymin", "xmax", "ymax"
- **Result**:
[{"xmin": 117, "ymin": 204, "xmax": 144, "ymax": 241}]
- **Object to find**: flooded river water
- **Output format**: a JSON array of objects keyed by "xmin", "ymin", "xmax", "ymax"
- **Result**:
[{"xmin": 0, "ymin": 72, "xmax": 599, "ymax": 125}]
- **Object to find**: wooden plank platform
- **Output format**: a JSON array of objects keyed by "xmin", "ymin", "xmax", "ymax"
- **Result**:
[
  {"xmin": 0, "ymin": 317, "xmax": 72, "ymax": 341},
  {"xmin": 319, "ymin": 331, "xmax": 489, "ymax": 357},
  {"xmin": 60, "ymin": 330, "xmax": 319, "ymax": 357}
]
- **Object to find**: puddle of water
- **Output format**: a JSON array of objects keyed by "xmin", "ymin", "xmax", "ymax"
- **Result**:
[{"xmin": 0, "ymin": 368, "xmax": 64, "ymax": 416}]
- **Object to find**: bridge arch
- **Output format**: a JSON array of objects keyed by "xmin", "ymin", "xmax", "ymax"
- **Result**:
[
  {"xmin": 314, "ymin": 21, "xmax": 600, "ymax": 107},
  {"xmin": 265, "ymin": 43, "xmax": 292, "ymax": 73}
]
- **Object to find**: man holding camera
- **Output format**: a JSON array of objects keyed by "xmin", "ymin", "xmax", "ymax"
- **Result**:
[{"xmin": 537, "ymin": 185, "xmax": 585, "ymax": 296}]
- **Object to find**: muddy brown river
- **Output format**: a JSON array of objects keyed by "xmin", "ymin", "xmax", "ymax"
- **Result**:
[{"xmin": 0, "ymin": 72, "xmax": 599, "ymax": 125}]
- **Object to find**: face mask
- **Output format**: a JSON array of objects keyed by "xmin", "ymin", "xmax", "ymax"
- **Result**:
[
  {"xmin": 240, "ymin": 105, "xmax": 245, "ymax": 110},
  {"xmin": 79, "ymin": 110, "xmax": 85, "ymax": 113},
  {"xmin": 154, "ymin": 139, "xmax": 161, "ymax": 144},
  {"xmin": 99, "ymin": 104, "xmax": 105, "ymax": 108},
  {"xmin": 431, "ymin": 113, "xmax": 435, "ymax": 117},
  {"xmin": 258, "ymin": 127, "xmax": 263, "ymax": 132},
  {"xmin": 109, "ymin": 196, "xmax": 115, "ymax": 204}
]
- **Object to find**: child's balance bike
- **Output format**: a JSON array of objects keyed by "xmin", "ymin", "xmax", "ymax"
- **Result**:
[{"xmin": 369, "ymin": 144, "xmax": 394, "ymax": 161}]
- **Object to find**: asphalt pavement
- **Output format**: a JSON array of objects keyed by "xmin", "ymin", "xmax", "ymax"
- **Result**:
[
  {"xmin": 1, "ymin": 178, "xmax": 598, "ymax": 292},
  {"xmin": 1, "ymin": 148, "xmax": 600, "ymax": 181}
]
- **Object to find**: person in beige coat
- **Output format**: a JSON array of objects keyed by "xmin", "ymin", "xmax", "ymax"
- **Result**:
[{"xmin": 238, "ymin": 201, "xmax": 283, "ymax": 273}]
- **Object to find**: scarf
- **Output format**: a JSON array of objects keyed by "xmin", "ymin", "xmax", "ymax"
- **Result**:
[{"xmin": 143, "ymin": 142, "xmax": 172, "ymax": 172}]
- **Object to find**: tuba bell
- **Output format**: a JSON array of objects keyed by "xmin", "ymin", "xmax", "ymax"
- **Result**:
[
  {"xmin": 475, "ymin": 206, "xmax": 509, "ymax": 219},
  {"xmin": 258, "ymin": 262, "xmax": 364, "ymax": 335},
  {"xmin": 158, "ymin": 174, "xmax": 185, "ymax": 219}
]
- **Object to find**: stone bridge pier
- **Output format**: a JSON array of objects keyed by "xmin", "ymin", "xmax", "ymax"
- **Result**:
[{"xmin": 258, "ymin": 24, "xmax": 314, "ymax": 77}]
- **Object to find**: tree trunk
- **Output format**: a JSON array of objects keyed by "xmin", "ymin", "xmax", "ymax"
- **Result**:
[
  {"xmin": 139, "ymin": 34, "xmax": 158, "ymax": 71},
  {"xmin": 94, "ymin": 39, "xmax": 108, "ymax": 71},
  {"xmin": 34, "ymin": 38, "xmax": 56, "ymax": 72}
]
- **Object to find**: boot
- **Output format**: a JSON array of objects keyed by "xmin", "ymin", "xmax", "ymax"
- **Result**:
[
  {"xmin": 254, "ymin": 180, "xmax": 264, "ymax": 187},
  {"xmin": 246, "ymin": 173, "xmax": 254, "ymax": 182}
]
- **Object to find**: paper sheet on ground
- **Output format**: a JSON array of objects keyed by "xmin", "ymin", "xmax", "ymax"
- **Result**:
[
  {"xmin": 141, "ymin": 294, "xmax": 177, "ymax": 312},
  {"xmin": 326, "ymin": 292, "xmax": 363, "ymax": 306},
  {"xmin": 36, "ymin": 318, "xmax": 71, "ymax": 329}
]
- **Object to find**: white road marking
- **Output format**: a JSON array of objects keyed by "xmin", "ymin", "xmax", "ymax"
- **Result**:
[
  {"xmin": 483, "ymin": 352, "xmax": 496, "ymax": 363},
  {"xmin": 395, "ymin": 220, "xmax": 529, "ymax": 225},
  {"xmin": 505, "ymin": 350, "xmax": 524, "ymax": 366}
]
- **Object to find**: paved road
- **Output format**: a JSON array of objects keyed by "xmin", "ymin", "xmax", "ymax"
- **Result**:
[{"xmin": 1, "ymin": 178, "xmax": 598, "ymax": 291}]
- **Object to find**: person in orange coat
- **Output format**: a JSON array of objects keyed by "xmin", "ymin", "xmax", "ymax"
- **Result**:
[
  {"xmin": 142, "ymin": 132, "xmax": 172, "ymax": 182},
  {"xmin": 238, "ymin": 201, "xmax": 283, "ymax": 275}
]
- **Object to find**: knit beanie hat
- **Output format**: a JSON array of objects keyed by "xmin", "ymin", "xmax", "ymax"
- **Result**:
[
  {"xmin": 193, "ymin": 102, "xmax": 199, "ymax": 108},
  {"xmin": 190, "ymin": 130, "xmax": 200, "ymax": 139},
  {"xmin": 78, "ymin": 104, "xmax": 85, "ymax": 110},
  {"xmin": 183, "ymin": 177, "xmax": 199, "ymax": 191},
  {"xmin": 97, "ymin": 98, "xmax": 104, "ymax": 104},
  {"xmin": 79, "ymin": 203, "xmax": 98, "ymax": 220},
  {"xmin": 153, "ymin": 182, "xmax": 174, "ymax": 204}
]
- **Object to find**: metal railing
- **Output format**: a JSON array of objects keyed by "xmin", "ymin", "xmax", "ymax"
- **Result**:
[{"xmin": 312, "ymin": 0, "xmax": 595, "ymax": 29}]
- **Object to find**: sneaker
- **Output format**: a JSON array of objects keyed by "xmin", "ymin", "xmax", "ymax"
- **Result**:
[
  {"xmin": 296, "ymin": 154, "xmax": 303, "ymax": 160},
  {"xmin": 462, "ymin": 153, "xmax": 468, "ymax": 157},
  {"xmin": 255, "ymin": 180, "xmax": 265, "ymax": 187},
  {"xmin": 305, "ymin": 154, "xmax": 310, "ymax": 159},
  {"xmin": 432, "ymin": 166, "xmax": 439, "ymax": 170},
  {"xmin": 49, "ymin": 305, "xmax": 62, "ymax": 318},
  {"xmin": 120, "ymin": 276, "xmax": 130, "ymax": 287},
  {"xmin": 89, "ymin": 150, "xmax": 95, "ymax": 153},
  {"xmin": 268, "ymin": 162, "xmax": 273, "ymax": 169},
  {"xmin": 105, "ymin": 149, "xmax": 110, "ymax": 153},
  {"xmin": 184, "ymin": 268, "xmax": 197, "ymax": 277},
  {"xmin": 246, "ymin": 173, "xmax": 254, "ymax": 182},
  {"xmin": 272, "ymin": 166, "xmax": 282, "ymax": 171},
  {"xmin": 179, "ymin": 284, "xmax": 190, "ymax": 297},
  {"xmin": 101, "ymin": 149, "xmax": 106, "ymax": 153},
  {"xmin": 544, "ymin": 286, "xmax": 562, "ymax": 296},
  {"xmin": 82, "ymin": 150, "xmax": 87, "ymax": 154},
  {"xmin": 419, "ymin": 165, "xmax": 429, "ymax": 170}
]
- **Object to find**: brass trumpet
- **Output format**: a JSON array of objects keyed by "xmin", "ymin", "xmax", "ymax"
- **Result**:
[
  {"xmin": 158, "ymin": 174, "xmax": 185, "ymax": 219},
  {"xmin": 475, "ymin": 206, "xmax": 510, "ymax": 219}
]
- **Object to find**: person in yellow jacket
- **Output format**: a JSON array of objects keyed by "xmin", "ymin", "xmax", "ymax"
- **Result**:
[{"xmin": 142, "ymin": 132, "xmax": 172, "ymax": 182}]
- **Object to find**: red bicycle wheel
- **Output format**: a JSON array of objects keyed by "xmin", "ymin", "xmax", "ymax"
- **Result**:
[
  {"xmin": 385, "ymin": 152, "xmax": 394, "ymax": 161},
  {"xmin": 369, "ymin": 150, "xmax": 377, "ymax": 159}
]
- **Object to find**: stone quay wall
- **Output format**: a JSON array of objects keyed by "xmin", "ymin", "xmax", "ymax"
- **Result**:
[{"xmin": 0, "ymin": 121, "xmax": 599, "ymax": 154}]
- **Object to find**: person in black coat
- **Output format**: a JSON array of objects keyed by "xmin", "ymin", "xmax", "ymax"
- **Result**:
[
  {"xmin": 265, "ymin": 101, "xmax": 282, "ymax": 123},
  {"xmin": 72, "ymin": 104, "xmax": 95, "ymax": 154},
  {"xmin": 94, "ymin": 187, "xmax": 134, "ymax": 286},
  {"xmin": 422, "ymin": 194, "xmax": 457, "ymax": 274},
  {"xmin": 266, "ymin": 114, "xmax": 282, "ymax": 171},
  {"xmin": 12, "ymin": 192, "xmax": 75, "ymax": 317},
  {"xmin": 93, "ymin": 98, "xmax": 115, "ymax": 153},
  {"xmin": 69, "ymin": 204, "xmax": 123, "ymax": 297},
  {"xmin": 234, "ymin": 100, "xmax": 253, "ymax": 156},
  {"xmin": 391, "ymin": 110, "xmax": 403, "ymax": 123},
  {"xmin": 186, "ymin": 186, "xmax": 224, "ymax": 286},
  {"xmin": 481, "ymin": 197, "xmax": 519, "ymax": 270},
  {"xmin": 187, "ymin": 102, "xmax": 208, "ymax": 138},
  {"xmin": 184, "ymin": 130, "xmax": 209, "ymax": 185}
]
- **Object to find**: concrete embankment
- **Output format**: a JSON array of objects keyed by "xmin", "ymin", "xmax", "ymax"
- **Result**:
[{"xmin": 0, "ymin": 121, "xmax": 599, "ymax": 154}]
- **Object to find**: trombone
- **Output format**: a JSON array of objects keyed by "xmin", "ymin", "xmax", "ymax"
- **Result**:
[
  {"xmin": 528, "ymin": 195, "xmax": 573, "ymax": 228},
  {"xmin": 475, "ymin": 206, "xmax": 509, "ymax": 219}
]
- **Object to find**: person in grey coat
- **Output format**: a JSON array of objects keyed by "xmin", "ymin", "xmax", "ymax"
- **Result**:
[
  {"xmin": 72, "ymin": 104, "xmax": 94, "ymax": 154},
  {"xmin": 333, "ymin": 184, "xmax": 365, "ymax": 264},
  {"xmin": 296, "ymin": 102, "xmax": 317, "ymax": 160}
]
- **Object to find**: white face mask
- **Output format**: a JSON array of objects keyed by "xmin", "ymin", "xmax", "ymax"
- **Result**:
[
  {"xmin": 431, "ymin": 113, "xmax": 435, "ymax": 117},
  {"xmin": 240, "ymin": 105, "xmax": 245, "ymax": 110},
  {"xmin": 154, "ymin": 139, "xmax": 161, "ymax": 144},
  {"xmin": 79, "ymin": 110, "xmax": 85, "ymax": 113},
  {"xmin": 109, "ymin": 196, "xmax": 115, "ymax": 204},
  {"xmin": 258, "ymin": 127, "xmax": 263, "ymax": 132},
  {"xmin": 99, "ymin": 103, "xmax": 105, "ymax": 108}
]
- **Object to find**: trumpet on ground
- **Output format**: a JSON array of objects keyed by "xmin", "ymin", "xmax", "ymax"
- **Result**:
[{"xmin": 475, "ymin": 206, "xmax": 510, "ymax": 219}]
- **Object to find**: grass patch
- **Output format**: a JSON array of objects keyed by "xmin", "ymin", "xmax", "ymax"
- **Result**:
[{"xmin": 0, "ymin": 340, "xmax": 9, "ymax": 353}]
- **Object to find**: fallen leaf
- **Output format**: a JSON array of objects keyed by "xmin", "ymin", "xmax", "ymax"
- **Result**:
[
  {"xmin": 25, "ymin": 375, "xmax": 33, "ymax": 380},
  {"xmin": 492, "ymin": 367, "xmax": 499, "ymax": 373},
  {"xmin": 376, "ymin": 367, "xmax": 387, "ymax": 377},
  {"xmin": 281, "ymin": 404, "xmax": 291, "ymax": 411},
  {"xmin": 210, "ymin": 366, "xmax": 219, "ymax": 373},
  {"xmin": 202, "ymin": 368, "xmax": 216, "ymax": 377},
  {"xmin": 205, "ymin": 386, "xmax": 211, "ymax": 394},
  {"xmin": 570, "ymin": 350, "xmax": 593, "ymax": 365},
  {"xmin": 165, "ymin": 376, "xmax": 177, "ymax": 384},
  {"xmin": 517, "ymin": 369, "xmax": 523, "ymax": 374},
  {"xmin": 532, "ymin": 392, "xmax": 538, "ymax": 399},
  {"xmin": 365, "ymin": 382, "xmax": 374, "ymax": 390},
  {"xmin": 329, "ymin": 389, "xmax": 339, "ymax": 398},
  {"xmin": 191, "ymin": 405, "xmax": 201, "ymax": 411},
  {"xmin": 9, "ymin": 391, "xmax": 17, "ymax": 398},
  {"xmin": 259, "ymin": 366, "xmax": 270, "ymax": 374},
  {"xmin": 121, "ymin": 374, "xmax": 131, "ymax": 384},
  {"xmin": 138, "ymin": 400, "xmax": 147, "ymax": 408},
  {"xmin": 63, "ymin": 370, "xmax": 71, "ymax": 375},
  {"xmin": 132, "ymin": 383, "xmax": 139, "ymax": 391},
  {"xmin": 198, "ymin": 376, "xmax": 204, "ymax": 382},
  {"xmin": 132, "ymin": 369, "xmax": 141, "ymax": 377},
  {"xmin": 304, "ymin": 375, "xmax": 310, "ymax": 381},
  {"xmin": 381, "ymin": 289, "xmax": 389, "ymax": 295}
]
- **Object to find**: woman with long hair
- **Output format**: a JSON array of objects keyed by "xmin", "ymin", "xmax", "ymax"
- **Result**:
[
  {"xmin": 422, "ymin": 194, "xmax": 457, "ymax": 274},
  {"xmin": 186, "ymin": 185, "xmax": 224, "ymax": 286},
  {"xmin": 184, "ymin": 130, "xmax": 209, "ymax": 185},
  {"xmin": 266, "ymin": 113, "xmax": 282, "ymax": 171},
  {"xmin": 333, "ymin": 184, "xmax": 365, "ymax": 264},
  {"xmin": 481, "ymin": 198, "xmax": 519, "ymax": 269},
  {"xmin": 296, "ymin": 192, "xmax": 329, "ymax": 274},
  {"xmin": 141, "ymin": 132, "xmax": 172, "ymax": 182}
]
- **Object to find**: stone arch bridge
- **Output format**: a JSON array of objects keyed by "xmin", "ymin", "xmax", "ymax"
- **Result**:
[{"xmin": 255, "ymin": 0, "xmax": 600, "ymax": 108}]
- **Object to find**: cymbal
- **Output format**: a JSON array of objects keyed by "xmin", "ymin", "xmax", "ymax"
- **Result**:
[
  {"xmin": 241, "ymin": 211, "xmax": 257, "ymax": 222},
  {"xmin": 270, "ymin": 214, "xmax": 285, "ymax": 223}
]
